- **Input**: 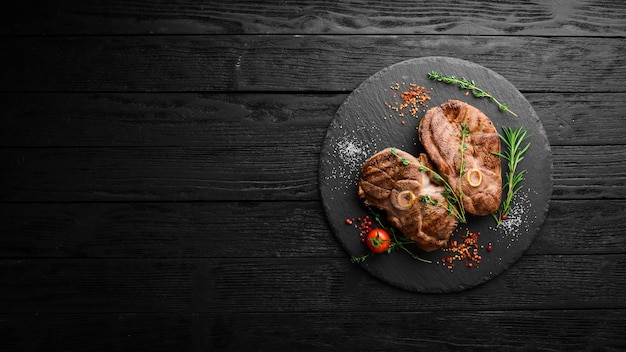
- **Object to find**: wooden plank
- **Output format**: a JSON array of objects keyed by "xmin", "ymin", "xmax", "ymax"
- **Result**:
[
  {"xmin": 1, "ymin": 144, "xmax": 625, "ymax": 202},
  {"xmin": 1, "ymin": 36, "xmax": 624, "ymax": 93},
  {"xmin": 1, "ymin": 310, "xmax": 624, "ymax": 351},
  {"xmin": 1, "ymin": 92, "xmax": 625, "ymax": 147},
  {"xmin": 0, "ymin": 93, "xmax": 341, "ymax": 147},
  {"xmin": 2, "ymin": 0, "xmax": 626, "ymax": 36},
  {"xmin": 1, "ymin": 200, "xmax": 623, "ymax": 258},
  {"xmin": 0, "ymin": 313, "xmax": 205, "ymax": 351},
  {"xmin": 0, "ymin": 255, "xmax": 625, "ymax": 313},
  {"xmin": 531, "ymin": 93, "xmax": 626, "ymax": 146},
  {"xmin": 0, "ymin": 145, "xmax": 319, "ymax": 201},
  {"xmin": 207, "ymin": 310, "xmax": 626, "ymax": 351},
  {"xmin": 552, "ymin": 145, "xmax": 626, "ymax": 199},
  {"xmin": 528, "ymin": 200, "xmax": 626, "ymax": 255},
  {"xmin": 0, "ymin": 201, "xmax": 334, "ymax": 258}
]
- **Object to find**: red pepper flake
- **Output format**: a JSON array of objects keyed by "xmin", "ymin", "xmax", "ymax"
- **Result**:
[
  {"xmin": 440, "ymin": 229, "xmax": 484, "ymax": 269},
  {"xmin": 385, "ymin": 82, "xmax": 432, "ymax": 123}
]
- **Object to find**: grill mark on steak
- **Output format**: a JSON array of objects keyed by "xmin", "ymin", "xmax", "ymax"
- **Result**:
[
  {"xmin": 358, "ymin": 148, "xmax": 457, "ymax": 252},
  {"xmin": 419, "ymin": 100, "xmax": 502, "ymax": 216}
]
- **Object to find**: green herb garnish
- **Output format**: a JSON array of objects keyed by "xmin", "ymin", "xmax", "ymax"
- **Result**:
[
  {"xmin": 428, "ymin": 71, "xmax": 518, "ymax": 117},
  {"xmin": 459, "ymin": 122, "xmax": 470, "ymax": 179},
  {"xmin": 420, "ymin": 195, "xmax": 439, "ymax": 206},
  {"xmin": 350, "ymin": 253, "xmax": 371, "ymax": 263},
  {"xmin": 390, "ymin": 147, "xmax": 467, "ymax": 223},
  {"xmin": 350, "ymin": 206, "xmax": 432, "ymax": 264},
  {"xmin": 491, "ymin": 126, "xmax": 531, "ymax": 226},
  {"xmin": 418, "ymin": 164, "xmax": 467, "ymax": 223}
]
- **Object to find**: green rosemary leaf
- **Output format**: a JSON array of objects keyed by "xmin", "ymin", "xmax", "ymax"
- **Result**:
[
  {"xmin": 519, "ymin": 144, "xmax": 530, "ymax": 155},
  {"xmin": 491, "ymin": 151, "xmax": 507, "ymax": 159}
]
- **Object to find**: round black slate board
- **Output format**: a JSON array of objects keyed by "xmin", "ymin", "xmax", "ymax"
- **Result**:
[{"xmin": 319, "ymin": 57, "xmax": 553, "ymax": 293}]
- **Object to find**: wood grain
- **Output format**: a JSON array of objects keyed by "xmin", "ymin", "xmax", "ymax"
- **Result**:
[
  {"xmin": 1, "ymin": 200, "xmax": 624, "ymax": 258},
  {"xmin": 1, "ymin": 36, "xmax": 624, "ymax": 92},
  {"xmin": 3, "ymin": 0, "xmax": 626, "ymax": 36},
  {"xmin": 0, "ymin": 93, "xmax": 341, "ymax": 147},
  {"xmin": 2, "ymin": 92, "xmax": 625, "ymax": 147},
  {"xmin": 2, "ymin": 144, "xmax": 624, "ymax": 202},
  {"xmin": 1, "ymin": 1, "xmax": 625, "ymax": 349},
  {"xmin": 206, "ymin": 310, "xmax": 626, "ymax": 351},
  {"xmin": 0, "ymin": 145, "xmax": 318, "ymax": 201},
  {"xmin": 1, "ymin": 310, "xmax": 624, "ymax": 351},
  {"xmin": 0, "ymin": 201, "xmax": 333, "ymax": 258},
  {"xmin": 0, "ymin": 255, "xmax": 625, "ymax": 313},
  {"xmin": 0, "ymin": 313, "xmax": 204, "ymax": 351},
  {"xmin": 1, "ymin": 310, "xmax": 625, "ymax": 351}
]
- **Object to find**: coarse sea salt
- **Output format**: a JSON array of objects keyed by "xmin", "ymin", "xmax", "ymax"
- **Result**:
[
  {"xmin": 498, "ymin": 188, "xmax": 533, "ymax": 249},
  {"xmin": 324, "ymin": 134, "xmax": 373, "ymax": 191},
  {"xmin": 337, "ymin": 135, "xmax": 368, "ymax": 168}
]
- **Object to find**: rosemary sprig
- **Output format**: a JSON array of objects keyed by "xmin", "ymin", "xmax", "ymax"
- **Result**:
[
  {"xmin": 428, "ymin": 71, "xmax": 518, "ymax": 117},
  {"xmin": 491, "ymin": 126, "xmax": 531, "ymax": 226},
  {"xmin": 350, "ymin": 206, "xmax": 432, "ymax": 264}
]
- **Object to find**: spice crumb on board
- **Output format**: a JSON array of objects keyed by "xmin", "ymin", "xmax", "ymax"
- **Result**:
[
  {"xmin": 385, "ymin": 82, "xmax": 432, "ymax": 122},
  {"xmin": 437, "ymin": 228, "xmax": 487, "ymax": 270}
]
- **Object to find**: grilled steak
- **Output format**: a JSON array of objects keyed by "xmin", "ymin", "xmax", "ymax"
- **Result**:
[
  {"xmin": 358, "ymin": 148, "xmax": 458, "ymax": 252},
  {"xmin": 419, "ymin": 100, "xmax": 502, "ymax": 215}
]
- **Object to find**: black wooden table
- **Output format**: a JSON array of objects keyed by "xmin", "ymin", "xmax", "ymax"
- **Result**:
[{"xmin": 1, "ymin": 1, "xmax": 625, "ymax": 350}]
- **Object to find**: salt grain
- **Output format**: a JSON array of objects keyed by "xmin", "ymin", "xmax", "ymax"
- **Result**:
[
  {"xmin": 324, "ymin": 134, "xmax": 373, "ymax": 190},
  {"xmin": 337, "ymin": 136, "xmax": 369, "ymax": 171},
  {"xmin": 498, "ymin": 188, "xmax": 532, "ymax": 249}
]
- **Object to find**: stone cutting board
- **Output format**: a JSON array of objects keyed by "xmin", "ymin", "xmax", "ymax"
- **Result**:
[{"xmin": 319, "ymin": 57, "xmax": 553, "ymax": 293}]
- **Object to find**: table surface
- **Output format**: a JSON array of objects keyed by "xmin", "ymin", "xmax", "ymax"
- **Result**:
[{"xmin": 1, "ymin": 1, "xmax": 625, "ymax": 351}]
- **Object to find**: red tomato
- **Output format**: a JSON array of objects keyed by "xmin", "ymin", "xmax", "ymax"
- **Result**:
[{"xmin": 366, "ymin": 228, "xmax": 391, "ymax": 254}]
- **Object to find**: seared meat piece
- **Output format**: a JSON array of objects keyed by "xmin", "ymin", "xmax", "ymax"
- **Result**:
[
  {"xmin": 419, "ymin": 100, "xmax": 502, "ymax": 216},
  {"xmin": 358, "ymin": 148, "xmax": 457, "ymax": 252}
]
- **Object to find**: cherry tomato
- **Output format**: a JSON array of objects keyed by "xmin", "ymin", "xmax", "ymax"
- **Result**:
[{"xmin": 365, "ymin": 228, "xmax": 391, "ymax": 254}]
